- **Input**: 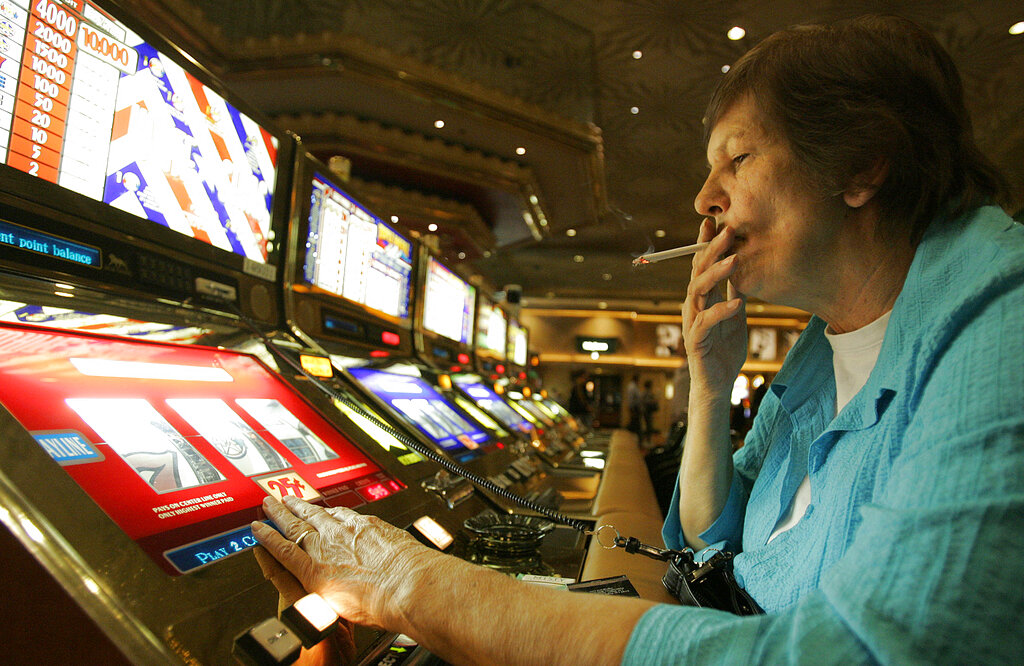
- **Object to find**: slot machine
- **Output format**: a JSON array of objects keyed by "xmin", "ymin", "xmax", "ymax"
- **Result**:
[
  {"xmin": 282, "ymin": 152, "xmax": 593, "ymax": 585},
  {"xmin": 0, "ymin": 1, "xmax": 477, "ymax": 662}
]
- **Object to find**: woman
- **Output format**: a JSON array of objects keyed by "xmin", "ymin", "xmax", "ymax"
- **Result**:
[{"xmin": 253, "ymin": 16, "xmax": 1024, "ymax": 664}]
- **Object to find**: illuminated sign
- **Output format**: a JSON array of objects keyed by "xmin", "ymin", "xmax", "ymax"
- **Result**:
[
  {"xmin": 0, "ymin": 218, "xmax": 100, "ymax": 267},
  {"xmin": 300, "ymin": 354, "xmax": 333, "ymax": 378},
  {"xmin": 575, "ymin": 337, "xmax": 619, "ymax": 354},
  {"xmin": 412, "ymin": 515, "xmax": 453, "ymax": 550}
]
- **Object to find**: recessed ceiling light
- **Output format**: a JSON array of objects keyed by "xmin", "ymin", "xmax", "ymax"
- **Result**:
[
  {"xmin": 391, "ymin": 215, "xmax": 399, "ymax": 223},
  {"xmin": 516, "ymin": 147, "xmax": 527, "ymax": 155},
  {"xmin": 566, "ymin": 228, "xmax": 577, "ymax": 237},
  {"xmin": 1011, "ymin": 21, "xmax": 1024, "ymax": 35},
  {"xmin": 427, "ymin": 223, "xmax": 438, "ymax": 232},
  {"xmin": 483, "ymin": 250, "xmax": 492, "ymax": 258},
  {"xmin": 458, "ymin": 251, "xmax": 466, "ymax": 259},
  {"xmin": 602, "ymin": 273, "xmax": 612, "ymax": 281},
  {"xmin": 630, "ymin": 106, "xmax": 639, "ymax": 114},
  {"xmin": 573, "ymin": 255, "xmax": 585, "ymax": 263},
  {"xmin": 434, "ymin": 120, "xmax": 445, "ymax": 129},
  {"xmin": 529, "ymin": 195, "xmax": 539, "ymax": 205},
  {"xmin": 722, "ymin": 64, "xmax": 731, "ymax": 73},
  {"xmin": 727, "ymin": 26, "xmax": 746, "ymax": 40},
  {"xmin": 632, "ymin": 50, "xmax": 643, "ymax": 59},
  {"xmin": 598, "ymin": 302, "xmax": 607, "ymax": 309},
  {"xmin": 655, "ymin": 229, "xmax": 666, "ymax": 238}
]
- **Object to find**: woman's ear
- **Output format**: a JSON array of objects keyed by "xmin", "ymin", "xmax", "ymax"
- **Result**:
[{"xmin": 843, "ymin": 157, "xmax": 890, "ymax": 208}]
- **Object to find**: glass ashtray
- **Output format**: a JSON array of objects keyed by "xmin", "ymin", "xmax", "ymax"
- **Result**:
[{"xmin": 463, "ymin": 512, "xmax": 555, "ymax": 557}]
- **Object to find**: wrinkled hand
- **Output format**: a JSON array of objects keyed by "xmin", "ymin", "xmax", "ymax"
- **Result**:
[
  {"xmin": 254, "ymin": 546, "xmax": 356, "ymax": 666},
  {"xmin": 683, "ymin": 218, "xmax": 747, "ymax": 400},
  {"xmin": 252, "ymin": 496, "xmax": 436, "ymax": 632}
]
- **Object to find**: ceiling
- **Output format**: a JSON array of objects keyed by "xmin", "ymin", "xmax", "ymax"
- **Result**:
[{"xmin": 129, "ymin": 0, "xmax": 1024, "ymax": 313}]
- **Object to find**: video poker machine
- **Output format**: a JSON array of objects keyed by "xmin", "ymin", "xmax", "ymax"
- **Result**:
[
  {"xmin": 283, "ymin": 152, "xmax": 551, "ymax": 513},
  {"xmin": 0, "ymin": 1, "xmax": 500, "ymax": 662},
  {"xmin": 282, "ymin": 152, "xmax": 593, "ymax": 579}
]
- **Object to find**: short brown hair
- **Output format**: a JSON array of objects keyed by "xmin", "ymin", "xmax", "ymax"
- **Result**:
[{"xmin": 705, "ymin": 15, "xmax": 1008, "ymax": 241}]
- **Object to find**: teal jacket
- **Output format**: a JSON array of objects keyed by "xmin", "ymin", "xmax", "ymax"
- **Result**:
[{"xmin": 627, "ymin": 206, "xmax": 1024, "ymax": 663}]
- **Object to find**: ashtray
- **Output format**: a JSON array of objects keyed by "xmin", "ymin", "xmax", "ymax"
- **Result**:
[{"xmin": 463, "ymin": 512, "xmax": 555, "ymax": 556}]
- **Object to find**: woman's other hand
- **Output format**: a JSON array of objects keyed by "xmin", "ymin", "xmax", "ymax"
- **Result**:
[{"xmin": 683, "ymin": 217, "xmax": 747, "ymax": 402}]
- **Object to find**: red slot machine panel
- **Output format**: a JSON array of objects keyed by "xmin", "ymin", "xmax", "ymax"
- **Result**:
[{"xmin": 0, "ymin": 322, "xmax": 404, "ymax": 574}]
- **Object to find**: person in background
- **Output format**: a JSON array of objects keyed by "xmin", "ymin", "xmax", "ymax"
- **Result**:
[
  {"xmin": 567, "ymin": 368, "xmax": 593, "ymax": 426},
  {"xmin": 669, "ymin": 355, "xmax": 690, "ymax": 428},
  {"xmin": 625, "ymin": 373, "xmax": 642, "ymax": 437},
  {"xmin": 639, "ymin": 379, "xmax": 658, "ymax": 447},
  {"xmin": 252, "ymin": 16, "xmax": 1024, "ymax": 665}
]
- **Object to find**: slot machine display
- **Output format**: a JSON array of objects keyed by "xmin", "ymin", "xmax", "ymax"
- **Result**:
[
  {"xmin": 0, "ymin": 2, "xmax": 458, "ymax": 663},
  {"xmin": 287, "ymin": 154, "xmax": 540, "ymax": 507},
  {"xmin": 284, "ymin": 153, "xmax": 592, "ymax": 584},
  {"xmin": 473, "ymin": 293, "xmax": 508, "ymax": 378}
]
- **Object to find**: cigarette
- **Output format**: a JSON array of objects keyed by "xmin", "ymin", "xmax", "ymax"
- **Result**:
[{"xmin": 631, "ymin": 241, "xmax": 711, "ymax": 266}]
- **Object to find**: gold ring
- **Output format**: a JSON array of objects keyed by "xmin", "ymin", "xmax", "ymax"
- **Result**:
[{"xmin": 294, "ymin": 528, "xmax": 316, "ymax": 548}]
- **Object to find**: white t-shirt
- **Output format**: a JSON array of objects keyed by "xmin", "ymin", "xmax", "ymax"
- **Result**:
[{"xmin": 766, "ymin": 310, "xmax": 892, "ymax": 543}]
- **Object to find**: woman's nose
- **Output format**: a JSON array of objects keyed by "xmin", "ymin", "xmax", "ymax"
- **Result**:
[{"xmin": 694, "ymin": 173, "xmax": 728, "ymax": 218}]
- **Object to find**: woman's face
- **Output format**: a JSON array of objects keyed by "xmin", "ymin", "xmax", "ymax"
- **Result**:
[{"xmin": 694, "ymin": 96, "xmax": 846, "ymax": 308}]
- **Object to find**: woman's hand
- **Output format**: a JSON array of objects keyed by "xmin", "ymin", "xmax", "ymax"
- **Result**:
[
  {"xmin": 683, "ymin": 217, "xmax": 747, "ymax": 402},
  {"xmin": 252, "ymin": 496, "xmax": 440, "ymax": 632}
]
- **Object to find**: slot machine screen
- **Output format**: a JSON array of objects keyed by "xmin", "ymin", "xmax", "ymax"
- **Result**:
[
  {"xmin": 421, "ymin": 256, "xmax": 475, "ymax": 344},
  {"xmin": 475, "ymin": 297, "xmax": 507, "ymax": 358},
  {"xmin": 0, "ymin": 322, "xmax": 405, "ymax": 575},
  {"xmin": 302, "ymin": 170, "xmax": 413, "ymax": 319},
  {"xmin": 0, "ymin": 0, "xmax": 281, "ymax": 267},
  {"xmin": 454, "ymin": 378, "xmax": 531, "ymax": 435},
  {"xmin": 347, "ymin": 366, "xmax": 489, "ymax": 451},
  {"xmin": 507, "ymin": 319, "xmax": 528, "ymax": 367}
]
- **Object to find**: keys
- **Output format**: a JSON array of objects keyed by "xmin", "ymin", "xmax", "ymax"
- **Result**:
[{"xmin": 613, "ymin": 535, "xmax": 691, "ymax": 564}]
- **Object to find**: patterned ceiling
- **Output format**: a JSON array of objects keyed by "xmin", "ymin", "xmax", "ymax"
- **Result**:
[{"xmin": 156, "ymin": 0, "xmax": 1024, "ymax": 311}]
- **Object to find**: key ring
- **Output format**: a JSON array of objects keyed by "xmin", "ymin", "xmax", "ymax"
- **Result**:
[{"xmin": 588, "ymin": 524, "xmax": 620, "ymax": 550}]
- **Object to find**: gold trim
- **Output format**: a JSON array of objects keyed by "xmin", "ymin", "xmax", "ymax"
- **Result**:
[{"xmin": 537, "ymin": 353, "xmax": 785, "ymax": 373}]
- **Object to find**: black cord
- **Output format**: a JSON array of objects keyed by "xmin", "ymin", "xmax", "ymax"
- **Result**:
[{"xmin": 231, "ymin": 309, "xmax": 592, "ymax": 533}]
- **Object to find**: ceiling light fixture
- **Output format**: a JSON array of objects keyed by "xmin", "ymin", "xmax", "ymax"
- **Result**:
[
  {"xmin": 727, "ymin": 26, "xmax": 746, "ymax": 40},
  {"xmin": 566, "ymin": 228, "xmax": 577, "ymax": 237},
  {"xmin": 427, "ymin": 223, "xmax": 438, "ymax": 232},
  {"xmin": 458, "ymin": 252, "xmax": 466, "ymax": 259},
  {"xmin": 598, "ymin": 302, "xmax": 607, "ymax": 309},
  {"xmin": 722, "ymin": 64, "xmax": 731, "ymax": 73},
  {"xmin": 632, "ymin": 50, "xmax": 643, "ymax": 59},
  {"xmin": 602, "ymin": 273, "xmax": 612, "ymax": 281},
  {"xmin": 1010, "ymin": 21, "xmax": 1024, "ymax": 35},
  {"xmin": 516, "ymin": 147, "xmax": 527, "ymax": 155},
  {"xmin": 391, "ymin": 215, "xmax": 399, "ymax": 223},
  {"xmin": 434, "ymin": 120, "xmax": 445, "ymax": 129},
  {"xmin": 630, "ymin": 106, "xmax": 639, "ymax": 115},
  {"xmin": 655, "ymin": 229, "xmax": 666, "ymax": 238},
  {"xmin": 573, "ymin": 255, "xmax": 584, "ymax": 263}
]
